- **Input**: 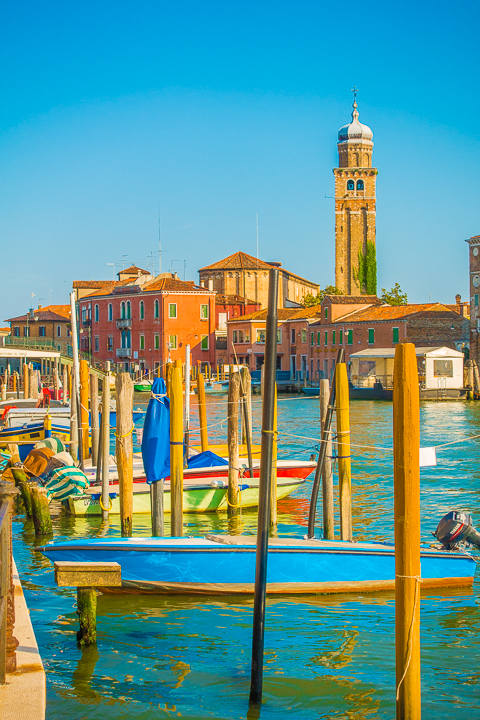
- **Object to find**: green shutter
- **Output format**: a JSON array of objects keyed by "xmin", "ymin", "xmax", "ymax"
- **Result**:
[
  {"xmin": 347, "ymin": 330, "xmax": 353, "ymax": 345},
  {"xmin": 393, "ymin": 327, "xmax": 399, "ymax": 344},
  {"xmin": 324, "ymin": 331, "xmax": 328, "ymax": 346},
  {"xmin": 332, "ymin": 330, "xmax": 336, "ymax": 345},
  {"xmin": 368, "ymin": 328, "xmax": 375, "ymax": 344}
]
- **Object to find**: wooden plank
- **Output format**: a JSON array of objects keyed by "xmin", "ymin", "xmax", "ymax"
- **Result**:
[{"xmin": 54, "ymin": 561, "xmax": 122, "ymax": 587}]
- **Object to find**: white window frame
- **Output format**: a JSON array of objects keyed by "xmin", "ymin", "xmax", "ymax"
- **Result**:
[
  {"xmin": 200, "ymin": 304, "xmax": 209, "ymax": 320},
  {"xmin": 169, "ymin": 303, "xmax": 177, "ymax": 319},
  {"xmin": 201, "ymin": 334, "xmax": 209, "ymax": 350}
]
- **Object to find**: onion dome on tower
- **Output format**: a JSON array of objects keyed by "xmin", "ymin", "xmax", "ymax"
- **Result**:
[{"xmin": 338, "ymin": 98, "xmax": 373, "ymax": 144}]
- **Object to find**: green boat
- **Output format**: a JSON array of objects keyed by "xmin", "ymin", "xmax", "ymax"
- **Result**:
[{"xmin": 134, "ymin": 381, "xmax": 153, "ymax": 393}]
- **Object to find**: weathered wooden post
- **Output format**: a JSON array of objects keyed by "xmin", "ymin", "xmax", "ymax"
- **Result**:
[
  {"xmin": 30, "ymin": 484, "xmax": 52, "ymax": 535},
  {"xmin": 320, "ymin": 378, "xmax": 334, "ymax": 539},
  {"xmin": 394, "ymin": 343, "xmax": 421, "ymax": 718},
  {"xmin": 29, "ymin": 364, "xmax": 39, "ymax": 400},
  {"xmin": 240, "ymin": 367, "xmax": 254, "ymax": 480},
  {"xmin": 101, "ymin": 364, "xmax": 111, "ymax": 521},
  {"xmin": 23, "ymin": 363, "xmax": 29, "ymax": 400},
  {"xmin": 227, "ymin": 371, "xmax": 240, "ymax": 516},
  {"xmin": 54, "ymin": 561, "xmax": 121, "ymax": 646},
  {"xmin": 80, "ymin": 360, "xmax": 90, "ymax": 459},
  {"xmin": 336, "ymin": 363, "xmax": 352, "ymax": 541},
  {"xmin": 240, "ymin": 366, "xmax": 252, "ymax": 446},
  {"xmin": 0, "ymin": 481, "xmax": 20, "ymax": 680},
  {"xmin": 69, "ymin": 371, "xmax": 79, "ymax": 463},
  {"xmin": 62, "ymin": 364, "xmax": 68, "ymax": 405},
  {"xmin": 197, "ymin": 373, "xmax": 208, "ymax": 452},
  {"xmin": 184, "ymin": 344, "xmax": 191, "ymax": 463},
  {"xmin": 11, "ymin": 372, "xmax": 16, "ymax": 395},
  {"xmin": 270, "ymin": 384, "xmax": 278, "ymax": 526},
  {"xmin": 165, "ymin": 361, "xmax": 173, "ymax": 399},
  {"xmin": 170, "ymin": 364, "xmax": 184, "ymax": 536},
  {"xmin": 90, "ymin": 373, "xmax": 100, "ymax": 467},
  {"xmin": 115, "ymin": 373, "xmax": 134, "ymax": 537}
]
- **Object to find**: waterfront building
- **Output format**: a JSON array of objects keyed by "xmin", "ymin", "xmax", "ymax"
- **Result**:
[
  {"xmin": 226, "ymin": 306, "xmax": 323, "ymax": 373},
  {"xmin": 78, "ymin": 273, "xmax": 215, "ymax": 373},
  {"xmin": 308, "ymin": 296, "xmax": 469, "ymax": 383},
  {"xmin": 5, "ymin": 305, "xmax": 72, "ymax": 356},
  {"xmin": 465, "ymin": 234, "xmax": 480, "ymax": 365},
  {"xmin": 214, "ymin": 293, "xmax": 261, "ymax": 366},
  {"xmin": 334, "ymin": 91, "xmax": 377, "ymax": 296},
  {"xmin": 198, "ymin": 251, "xmax": 319, "ymax": 310},
  {"xmin": 73, "ymin": 265, "xmax": 154, "ymax": 301}
]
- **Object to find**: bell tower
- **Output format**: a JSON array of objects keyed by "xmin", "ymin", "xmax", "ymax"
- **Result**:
[{"xmin": 334, "ymin": 89, "xmax": 377, "ymax": 296}]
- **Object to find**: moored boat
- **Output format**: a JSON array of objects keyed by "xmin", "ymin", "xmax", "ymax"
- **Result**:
[
  {"xmin": 64, "ymin": 476, "xmax": 305, "ymax": 516},
  {"xmin": 38, "ymin": 533, "xmax": 476, "ymax": 594}
]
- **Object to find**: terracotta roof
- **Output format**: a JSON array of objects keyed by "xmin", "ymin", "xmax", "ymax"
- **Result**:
[
  {"xmin": 141, "ymin": 277, "xmax": 206, "ymax": 293},
  {"xmin": 119, "ymin": 265, "xmax": 150, "ymax": 276},
  {"xmin": 335, "ymin": 302, "xmax": 458, "ymax": 323},
  {"xmin": 73, "ymin": 280, "xmax": 113, "ymax": 289},
  {"xmin": 80, "ymin": 280, "xmax": 135, "ymax": 297},
  {"xmin": 199, "ymin": 251, "xmax": 273, "ymax": 271},
  {"xmin": 227, "ymin": 308, "xmax": 299, "ymax": 322},
  {"xmin": 6, "ymin": 308, "xmax": 71, "ymax": 323},
  {"xmin": 38, "ymin": 304, "xmax": 71, "ymax": 319},
  {"xmin": 216, "ymin": 294, "xmax": 259, "ymax": 305},
  {"xmin": 288, "ymin": 307, "xmax": 324, "ymax": 320},
  {"xmin": 324, "ymin": 295, "xmax": 382, "ymax": 305}
]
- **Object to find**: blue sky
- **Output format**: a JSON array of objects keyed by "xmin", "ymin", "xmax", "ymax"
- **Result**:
[{"xmin": 1, "ymin": 0, "xmax": 479, "ymax": 319}]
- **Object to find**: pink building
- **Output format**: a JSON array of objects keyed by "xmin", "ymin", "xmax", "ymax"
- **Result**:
[{"xmin": 78, "ymin": 273, "xmax": 216, "ymax": 373}]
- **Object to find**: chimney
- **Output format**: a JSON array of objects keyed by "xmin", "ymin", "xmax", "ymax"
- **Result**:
[
  {"xmin": 200, "ymin": 280, "xmax": 205, "ymax": 287},
  {"xmin": 268, "ymin": 261, "xmax": 282, "ymax": 267},
  {"xmin": 208, "ymin": 279, "xmax": 214, "ymax": 291},
  {"xmin": 455, "ymin": 294, "xmax": 461, "ymax": 305}
]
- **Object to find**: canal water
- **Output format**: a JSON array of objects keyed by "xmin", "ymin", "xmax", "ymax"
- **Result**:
[{"xmin": 13, "ymin": 396, "xmax": 480, "ymax": 719}]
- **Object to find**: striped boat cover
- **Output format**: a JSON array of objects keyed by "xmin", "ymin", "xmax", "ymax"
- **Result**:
[
  {"xmin": 45, "ymin": 466, "xmax": 89, "ymax": 501},
  {"xmin": 0, "ymin": 450, "xmax": 10, "ymax": 473},
  {"xmin": 35, "ymin": 437, "xmax": 65, "ymax": 454}
]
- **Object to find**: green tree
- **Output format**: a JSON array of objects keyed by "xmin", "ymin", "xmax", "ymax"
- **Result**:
[
  {"xmin": 302, "ymin": 285, "xmax": 343, "ymax": 307},
  {"xmin": 354, "ymin": 241, "xmax": 377, "ymax": 295},
  {"xmin": 381, "ymin": 283, "xmax": 408, "ymax": 306}
]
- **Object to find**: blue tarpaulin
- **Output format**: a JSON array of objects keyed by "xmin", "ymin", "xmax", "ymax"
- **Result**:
[
  {"xmin": 141, "ymin": 378, "xmax": 170, "ymax": 484},
  {"xmin": 187, "ymin": 451, "xmax": 228, "ymax": 469}
]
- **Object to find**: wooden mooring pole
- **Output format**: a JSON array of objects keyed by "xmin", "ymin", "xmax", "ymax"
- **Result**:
[
  {"xmin": 336, "ymin": 363, "xmax": 352, "ymax": 541},
  {"xmin": 227, "ymin": 371, "xmax": 240, "ymax": 516},
  {"xmin": 170, "ymin": 364, "xmax": 184, "ymax": 536},
  {"xmin": 249, "ymin": 267, "xmax": 278, "ymax": 706},
  {"xmin": 116, "ymin": 373, "xmax": 134, "ymax": 537},
  {"xmin": 23, "ymin": 363, "xmax": 29, "ymax": 400},
  {"xmin": 101, "ymin": 365, "xmax": 111, "ymax": 521},
  {"xmin": 320, "ymin": 379, "xmax": 334, "ymax": 540},
  {"xmin": 90, "ymin": 373, "xmax": 100, "ymax": 467},
  {"xmin": 80, "ymin": 360, "xmax": 90, "ymax": 460},
  {"xmin": 197, "ymin": 373, "xmax": 208, "ymax": 452},
  {"xmin": 394, "ymin": 343, "xmax": 421, "ymax": 718}
]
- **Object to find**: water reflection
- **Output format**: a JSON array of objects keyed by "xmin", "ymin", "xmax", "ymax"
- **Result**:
[{"xmin": 11, "ymin": 396, "xmax": 480, "ymax": 719}]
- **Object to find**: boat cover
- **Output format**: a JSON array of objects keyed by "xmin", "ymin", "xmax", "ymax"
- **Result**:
[
  {"xmin": 141, "ymin": 378, "xmax": 171, "ymax": 484},
  {"xmin": 186, "ymin": 451, "xmax": 228, "ymax": 469}
]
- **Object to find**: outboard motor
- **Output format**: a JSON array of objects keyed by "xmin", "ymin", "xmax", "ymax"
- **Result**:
[{"xmin": 434, "ymin": 511, "xmax": 480, "ymax": 549}]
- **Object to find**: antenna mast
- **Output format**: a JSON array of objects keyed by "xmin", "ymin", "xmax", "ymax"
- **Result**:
[
  {"xmin": 158, "ymin": 202, "xmax": 162, "ymax": 275},
  {"xmin": 256, "ymin": 212, "xmax": 259, "ymax": 264}
]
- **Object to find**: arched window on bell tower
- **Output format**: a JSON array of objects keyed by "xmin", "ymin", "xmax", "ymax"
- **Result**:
[
  {"xmin": 357, "ymin": 179, "xmax": 364, "ymax": 191},
  {"xmin": 347, "ymin": 180, "xmax": 355, "ymax": 191}
]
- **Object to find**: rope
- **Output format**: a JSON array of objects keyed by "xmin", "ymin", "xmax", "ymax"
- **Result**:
[
  {"xmin": 99, "ymin": 496, "xmax": 112, "ymax": 512},
  {"xmin": 395, "ymin": 574, "xmax": 422, "ymax": 701},
  {"xmin": 114, "ymin": 425, "xmax": 135, "ymax": 438},
  {"xmin": 225, "ymin": 486, "xmax": 242, "ymax": 508}
]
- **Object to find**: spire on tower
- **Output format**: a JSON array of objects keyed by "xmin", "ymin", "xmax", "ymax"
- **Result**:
[{"xmin": 351, "ymin": 86, "xmax": 359, "ymax": 120}]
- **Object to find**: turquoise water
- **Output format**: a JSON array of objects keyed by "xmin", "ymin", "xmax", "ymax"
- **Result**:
[{"xmin": 13, "ymin": 396, "xmax": 480, "ymax": 719}]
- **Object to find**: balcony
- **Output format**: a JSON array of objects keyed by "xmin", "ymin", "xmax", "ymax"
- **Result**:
[
  {"xmin": 5, "ymin": 336, "xmax": 57, "ymax": 350},
  {"xmin": 116, "ymin": 348, "xmax": 132, "ymax": 358},
  {"xmin": 116, "ymin": 318, "xmax": 132, "ymax": 329},
  {"xmin": 82, "ymin": 318, "xmax": 92, "ymax": 327}
]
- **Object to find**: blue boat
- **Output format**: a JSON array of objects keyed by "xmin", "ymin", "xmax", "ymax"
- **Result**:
[{"xmin": 37, "ymin": 534, "xmax": 476, "ymax": 595}]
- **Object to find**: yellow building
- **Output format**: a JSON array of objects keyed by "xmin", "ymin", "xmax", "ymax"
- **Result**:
[
  {"xmin": 334, "ymin": 91, "xmax": 377, "ymax": 296},
  {"xmin": 198, "ymin": 251, "xmax": 319, "ymax": 310}
]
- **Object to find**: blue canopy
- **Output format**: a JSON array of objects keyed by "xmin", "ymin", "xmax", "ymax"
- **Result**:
[
  {"xmin": 141, "ymin": 378, "xmax": 170, "ymax": 484},
  {"xmin": 187, "ymin": 451, "xmax": 228, "ymax": 469}
]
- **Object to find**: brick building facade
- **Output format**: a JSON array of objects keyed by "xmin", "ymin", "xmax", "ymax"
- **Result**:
[
  {"xmin": 335, "ymin": 95, "xmax": 377, "ymax": 295},
  {"xmin": 6, "ymin": 305, "xmax": 72, "ymax": 355},
  {"xmin": 199, "ymin": 251, "xmax": 319, "ymax": 310}
]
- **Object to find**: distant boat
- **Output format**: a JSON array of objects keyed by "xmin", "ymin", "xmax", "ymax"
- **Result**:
[
  {"xmin": 194, "ymin": 380, "xmax": 229, "ymax": 394},
  {"xmin": 134, "ymin": 381, "xmax": 153, "ymax": 393},
  {"xmin": 301, "ymin": 387, "xmax": 319, "ymax": 397},
  {"xmin": 38, "ymin": 534, "xmax": 476, "ymax": 594}
]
